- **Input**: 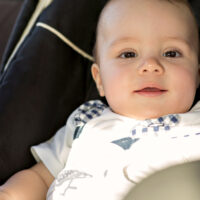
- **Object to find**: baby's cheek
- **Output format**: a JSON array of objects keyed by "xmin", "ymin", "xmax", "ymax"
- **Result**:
[{"xmin": 174, "ymin": 66, "xmax": 197, "ymax": 90}]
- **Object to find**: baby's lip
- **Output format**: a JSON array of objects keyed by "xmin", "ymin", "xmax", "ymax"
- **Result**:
[
  {"xmin": 134, "ymin": 87, "xmax": 167, "ymax": 92},
  {"xmin": 134, "ymin": 86, "xmax": 167, "ymax": 97}
]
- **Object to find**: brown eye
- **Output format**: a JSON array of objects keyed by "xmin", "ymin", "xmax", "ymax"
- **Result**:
[
  {"xmin": 119, "ymin": 52, "xmax": 137, "ymax": 58},
  {"xmin": 163, "ymin": 50, "xmax": 181, "ymax": 58}
]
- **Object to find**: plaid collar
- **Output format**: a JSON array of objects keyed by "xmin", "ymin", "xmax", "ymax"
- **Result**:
[
  {"xmin": 132, "ymin": 114, "xmax": 180, "ymax": 136},
  {"xmin": 74, "ymin": 100, "xmax": 107, "ymax": 127}
]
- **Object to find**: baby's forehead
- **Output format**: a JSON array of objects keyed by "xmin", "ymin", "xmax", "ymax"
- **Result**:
[
  {"xmin": 97, "ymin": 0, "xmax": 196, "ymax": 33},
  {"xmin": 96, "ymin": 0, "xmax": 198, "ymax": 44},
  {"xmin": 93, "ymin": 0, "xmax": 199, "ymax": 62}
]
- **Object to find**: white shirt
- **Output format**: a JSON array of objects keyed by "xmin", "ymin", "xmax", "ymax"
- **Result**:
[{"xmin": 31, "ymin": 100, "xmax": 200, "ymax": 200}]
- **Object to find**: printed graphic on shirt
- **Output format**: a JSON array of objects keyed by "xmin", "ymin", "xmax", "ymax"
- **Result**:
[
  {"xmin": 58, "ymin": 170, "xmax": 92, "ymax": 189},
  {"xmin": 51, "ymin": 170, "xmax": 93, "ymax": 197},
  {"xmin": 112, "ymin": 137, "xmax": 140, "ymax": 150}
]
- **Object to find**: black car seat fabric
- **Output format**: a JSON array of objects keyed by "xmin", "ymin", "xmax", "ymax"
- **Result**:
[
  {"xmin": 0, "ymin": 0, "xmax": 199, "ymax": 184},
  {"xmin": 0, "ymin": 0, "xmax": 107, "ymax": 183},
  {"xmin": 0, "ymin": 0, "xmax": 23, "ymax": 64}
]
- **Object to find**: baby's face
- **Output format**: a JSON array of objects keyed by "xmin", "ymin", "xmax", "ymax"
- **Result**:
[{"xmin": 92, "ymin": 0, "xmax": 200, "ymax": 119}]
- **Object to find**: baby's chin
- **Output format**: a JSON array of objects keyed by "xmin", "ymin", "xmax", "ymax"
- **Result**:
[
  {"xmin": 119, "ymin": 110, "xmax": 179, "ymax": 120},
  {"xmin": 111, "ymin": 102, "xmax": 192, "ymax": 120}
]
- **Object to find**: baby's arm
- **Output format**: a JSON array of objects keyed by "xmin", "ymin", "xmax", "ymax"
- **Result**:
[{"xmin": 0, "ymin": 162, "xmax": 54, "ymax": 200}]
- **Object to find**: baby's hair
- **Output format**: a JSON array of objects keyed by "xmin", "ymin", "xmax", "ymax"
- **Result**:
[{"xmin": 92, "ymin": 0, "xmax": 199, "ymax": 63}]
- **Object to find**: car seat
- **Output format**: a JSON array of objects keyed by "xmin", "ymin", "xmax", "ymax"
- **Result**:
[{"xmin": 0, "ymin": 0, "xmax": 107, "ymax": 183}]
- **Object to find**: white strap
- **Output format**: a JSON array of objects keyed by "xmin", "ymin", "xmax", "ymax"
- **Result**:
[
  {"xmin": 36, "ymin": 22, "xmax": 94, "ymax": 62},
  {"xmin": 4, "ymin": 0, "xmax": 53, "ymax": 72}
]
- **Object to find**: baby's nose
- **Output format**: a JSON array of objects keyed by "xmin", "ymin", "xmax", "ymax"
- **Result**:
[{"xmin": 138, "ymin": 58, "xmax": 164, "ymax": 75}]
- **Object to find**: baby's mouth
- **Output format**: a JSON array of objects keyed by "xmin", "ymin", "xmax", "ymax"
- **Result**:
[
  {"xmin": 134, "ymin": 87, "xmax": 167, "ymax": 97},
  {"xmin": 137, "ymin": 87, "xmax": 165, "ymax": 92}
]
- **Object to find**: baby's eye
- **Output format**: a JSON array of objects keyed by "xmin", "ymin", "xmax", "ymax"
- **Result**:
[
  {"xmin": 163, "ymin": 50, "xmax": 181, "ymax": 58},
  {"xmin": 119, "ymin": 51, "xmax": 137, "ymax": 58}
]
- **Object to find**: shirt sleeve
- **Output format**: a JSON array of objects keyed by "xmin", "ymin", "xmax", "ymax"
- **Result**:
[
  {"xmin": 31, "ymin": 100, "xmax": 107, "ymax": 177},
  {"xmin": 31, "ymin": 108, "xmax": 79, "ymax": 178}
]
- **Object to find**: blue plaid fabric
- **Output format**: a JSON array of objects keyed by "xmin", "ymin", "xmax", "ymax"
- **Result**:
[
  {"xmin": 132, "ymin": 114, "xmax": 180, "ymax": 136},
  {"xmin": 73, "ymin": 100, "xmax": 107, "ymax": 139},
  {"xmin": 112, "ymin": 115, "xmax": 180, "ymax": 150},
  {"xmin": 74, "ymin": 100, "xmax": 107, "ymax": 126}
]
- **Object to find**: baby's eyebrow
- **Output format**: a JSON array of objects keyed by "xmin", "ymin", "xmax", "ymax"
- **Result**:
[
  {"xmin": 108, "ymin": 36, "xmax": 195, "ymax": 52},
  {"xmin": 109, "ymin": 37, "xmax": 140, "ymax": 48},
  {"xmin": 163, "ymin": 36, "xmax": 191, "ymax": 48}
]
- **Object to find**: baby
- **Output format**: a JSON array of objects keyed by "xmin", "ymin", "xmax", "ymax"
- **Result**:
[{"xmin": 0, "ymin": 0, "xmax": 200, "ymax": 199}]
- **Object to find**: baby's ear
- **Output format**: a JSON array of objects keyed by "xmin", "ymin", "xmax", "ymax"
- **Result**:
[{"xmin": 91, "ymin": 63, "xmax": 105, "ymax": 97}]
